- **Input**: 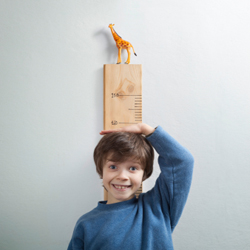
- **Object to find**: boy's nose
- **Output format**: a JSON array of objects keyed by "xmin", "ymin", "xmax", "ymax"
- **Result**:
[{"xmin": 116, "ymin": 171, "xmax": 129, "ymax": 181}]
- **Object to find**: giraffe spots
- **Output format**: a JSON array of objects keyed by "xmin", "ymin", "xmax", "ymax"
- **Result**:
[
  {"xmin": 123, "ymin": 41, "xmax": 130, "ymax": 46},
  {"xmin": 117, "ymin": 40, "xmax": 130, "ymax": 48}
]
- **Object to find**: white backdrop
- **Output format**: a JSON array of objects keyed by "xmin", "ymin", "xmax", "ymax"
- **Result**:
[{"xmin": 1, "ymin": 1, "xmax": 250, "ymax": 249}]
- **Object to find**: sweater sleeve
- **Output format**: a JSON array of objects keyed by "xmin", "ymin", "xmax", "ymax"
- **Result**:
[
  {"xmin": 67, "ymin": 223, "xmax": 85, "ymax": 250},
  {"xmin": 145, "ymin": 126, "xmax": 194, "ymax": 231}
]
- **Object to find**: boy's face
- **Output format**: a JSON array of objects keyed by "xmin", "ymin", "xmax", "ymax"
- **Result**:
[{"xmin": 102, "ymin": 156, "xmax": 144, "ymax": 204}]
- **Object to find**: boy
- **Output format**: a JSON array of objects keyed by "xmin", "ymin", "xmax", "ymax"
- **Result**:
[{"xmin": 67, "ymin": 123, "xmax": 194, "ymax": 250}]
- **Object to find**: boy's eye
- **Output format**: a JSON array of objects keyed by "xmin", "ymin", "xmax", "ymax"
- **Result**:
[
  {"xmin": 109, "ymin": 165, "xmax": 117, "ymax": 170},
  {"xmin": 130, "ymin": 167, "xmax": 137, "ymax": 171}
]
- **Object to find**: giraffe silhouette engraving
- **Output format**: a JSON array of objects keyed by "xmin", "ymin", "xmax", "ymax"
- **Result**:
[{"xmin": 108, "ymin": 24, "xmax": 137, "ymax": 64}]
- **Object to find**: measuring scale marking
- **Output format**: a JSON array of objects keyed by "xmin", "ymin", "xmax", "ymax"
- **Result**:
[{"xmin": 111, "ymin": 93, "xmax": 142, "ymax": 125}]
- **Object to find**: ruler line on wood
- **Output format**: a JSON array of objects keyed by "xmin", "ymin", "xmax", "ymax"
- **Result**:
[{"xmin": 118, "ymin": 95, "xmax": 142, "ymax": 97}]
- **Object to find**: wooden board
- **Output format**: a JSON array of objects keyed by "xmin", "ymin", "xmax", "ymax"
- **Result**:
[
  {"xmin": 103, "ymin": 64, "xmax": 142, "ymax": 129},
  {"xmin": 103, "ymin": 64, "xmax": 142, "ymax": 200}
]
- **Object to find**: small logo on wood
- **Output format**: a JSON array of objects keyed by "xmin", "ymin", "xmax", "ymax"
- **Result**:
[
  {"xmin": 111, "ymin": 120, "xmax": 118, "ymax": 125},
  {"xmin": 111, "ymin": 93, "xmax": 119, "ymax": 98}
]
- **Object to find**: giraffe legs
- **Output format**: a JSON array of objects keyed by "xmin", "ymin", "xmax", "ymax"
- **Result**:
[
  {"xmin": 125, "ymin": 47, "xmax": 131, "ymax": 64},
  {"xmin": 116, "ymin": 46, "xmax": 132, "ymax": 64},
  {"xmin": 117, "ymin": 47, "xmax": 122, "ymax": 64}
]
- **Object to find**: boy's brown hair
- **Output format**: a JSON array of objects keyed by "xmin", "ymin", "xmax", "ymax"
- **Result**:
[{"xmin": 94, "ymin": 132, "xmax": 154, "ymax": 181}]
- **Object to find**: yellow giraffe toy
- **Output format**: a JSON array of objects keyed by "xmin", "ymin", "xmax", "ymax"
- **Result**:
[{"xmin": 108, "ymin": 24, "xmax": 137, "ymax": 64}]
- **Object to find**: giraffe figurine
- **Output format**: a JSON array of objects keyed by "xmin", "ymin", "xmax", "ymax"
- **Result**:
[{"xmin": 108, "ymin": 24, "xmax": 137, "ymax": 64}]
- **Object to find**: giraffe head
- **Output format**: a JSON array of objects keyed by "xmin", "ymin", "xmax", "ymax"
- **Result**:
[{"xmin": 108, "ymin": 24, "xmax": 115, "ymax": 29}]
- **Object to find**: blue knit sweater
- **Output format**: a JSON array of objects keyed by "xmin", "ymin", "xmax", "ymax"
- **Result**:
[{"xmin": 67, "ymin": 126, "xmax": 194, "ymax": 250}]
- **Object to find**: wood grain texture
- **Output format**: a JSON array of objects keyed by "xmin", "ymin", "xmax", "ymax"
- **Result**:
[
  {"xmin": 103, "ymin": 64, "xmax": 143, "ymax": 200},
  {"xmin": 103, "ymin": 64, "xmax": 142, "ymax": 130}
]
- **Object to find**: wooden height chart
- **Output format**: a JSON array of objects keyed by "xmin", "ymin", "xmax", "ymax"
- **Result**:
[{"xmin": 103, "ymin": 64, "xmax": 142, "ymax": 200}]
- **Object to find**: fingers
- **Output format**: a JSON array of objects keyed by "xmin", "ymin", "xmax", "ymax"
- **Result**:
[
  {"xmin": 99, "ymin": 128, "xmax": 122, "ymax": 135},
  {"xmin": 99, "ymin": 123, "xmax": 154, "ymax": 136},
  {"xmin": 99, "ymin": 124, "xmax": 145, "ymax": 135}
]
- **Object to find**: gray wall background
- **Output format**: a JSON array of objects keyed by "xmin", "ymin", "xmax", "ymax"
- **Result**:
[{"xmin": 1, "ymin": 1, "xmax": 250, "ymax": 249}]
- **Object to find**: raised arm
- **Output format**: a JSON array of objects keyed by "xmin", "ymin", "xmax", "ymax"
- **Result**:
[{"xmin": 145, "ymin": 126, "xmax": 194, "ymax": 231}]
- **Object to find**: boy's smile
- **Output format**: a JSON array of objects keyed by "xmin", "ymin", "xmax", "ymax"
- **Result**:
[
  {"xmin": 102, "ymin": 157, "xmax": 144, "ymax": 204},
  {"xmin": 112, "ymin": 184, "xmax": 132, "ymax": 190}
]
